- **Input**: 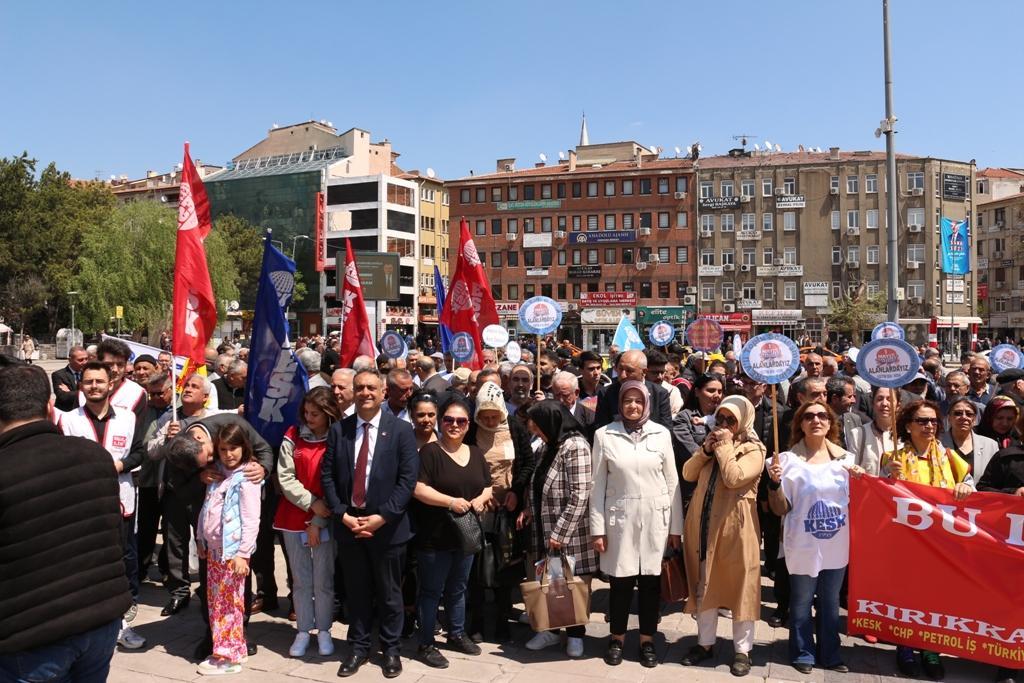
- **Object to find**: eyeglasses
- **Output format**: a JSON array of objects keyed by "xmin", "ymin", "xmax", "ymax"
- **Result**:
[
  {"xmin": 912, "ymin": 417, "xmax": 940, "ymax": 426},
  {"xmin": 441, "ymin": 416, "xmax": 469, "ymax": 427},
  {"xmin": 802, "ymin": 412, "xmax": 830, "ymax": 423},
  {"xmin": 716, "ymin": 414, "xmax": 737, "ymax": 426},
  {"xmin": 949, "ymin": 410, "xmax": 975, "ymax": 418}
]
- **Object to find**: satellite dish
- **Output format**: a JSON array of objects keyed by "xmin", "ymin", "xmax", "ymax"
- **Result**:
[
  {"xmin": 685, "ymin": 145, "xmax": 692, "ymax": 156},
  {"xmin": 426, "ymin": 167, "xmax": 436, "ymax": 178},
  {"xmin": 539, "ymin": 153, "xmax": 547, "ymax": 162},
  {"xmin": 228, "ymin": 300, "xmax": 240, "ymax": 312},
  {"xmin": 697, "ymin": 144, "xmax": 703, "ymax": 152},
  {"xmin": 753, "ymin": 143, "xmax": 761, "ymax": 151},
  {"xmin": 764, "ymin": 139, "xmax": 772, "ymax": 150},
  {"xmin": 272, "ymin": 123, "xmax": 279, "ymax": 129},
  {"xmin": 674, "ymin": 146, "xmax": 682, "ymax": 155},
  {"xmin": 558, "ymin": 151, "xmax": 565, "ymax": 160},
  {"xmin": 774, "ymin": 144, "xmax": 781, "ymax": 152},
  {"xmin": 326, "ymin": 121, "xmax": 333, "ymax": 127},
  {"xmin": 798, "ymin": 144, "xmax": 805, "ymax": 152}
]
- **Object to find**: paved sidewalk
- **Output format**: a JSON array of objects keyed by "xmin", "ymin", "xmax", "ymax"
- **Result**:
[{"xmin": 110, "ymin": 559, "xmax": 994, "ymax": 683}]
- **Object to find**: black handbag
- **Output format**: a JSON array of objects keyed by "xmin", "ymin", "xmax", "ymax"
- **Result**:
[{"xmin": 446, "ymin": 509, "xmax": 483, "ymax": 555}]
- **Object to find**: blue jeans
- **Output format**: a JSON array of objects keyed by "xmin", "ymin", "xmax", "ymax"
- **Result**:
[
  {"xmin": 121, "ymin": 514, "xmax": 139, "ymax": 601},
  {"xmin": 789, "ymin": 567, "xmax": 846, "ymax": 667},
  {"xmin": 416, "ymin": 548, "xmax": 474, "ymax": 647},
  {"xmin": 0, "ymin": 618, "xmax": 120, "ymax": 683}
]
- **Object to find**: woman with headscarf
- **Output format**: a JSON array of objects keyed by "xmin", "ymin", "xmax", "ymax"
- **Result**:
[
  {"xmin": 679, "ymin": 395, "xmax": 766, "ymax": 678},
  {"xmin": 466, "ymin": 381, "xmax": 536, "ymax": 642},
  {"xmin": 518, "ymin": 400, "xmax": 595, "ymax": 659},
  {"xmin": 977, "ymin": 396, "xmax": 1020, "ymax": 450},
  {"xmin": 590, "ymin": 381, "xmax": 682, "ymax": 668}
]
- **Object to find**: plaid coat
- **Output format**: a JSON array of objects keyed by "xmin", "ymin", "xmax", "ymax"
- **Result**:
[{"xmin": 524, "ymin": 433, "xmax": 598, "ymax": 576}]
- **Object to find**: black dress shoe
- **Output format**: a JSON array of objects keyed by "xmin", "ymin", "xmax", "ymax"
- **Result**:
[
  {"xmin": 382, "ymin": 654, "xmax": 402, "ymax": 678},
  {"xmin": 681, "ymin": 645, "xmax": 714, "ymax": 666},
  {"xmin": 639, "ymin": 641, "xmax": 658, "ymax": 668},
  {"xmin": 828, "ymin": 663, "xmax": 849, "ymax": 673},
  {"xmin": 604, "ymin": 639, "xmax": 623, "ymax": 666},
  {"xmin": 161, "ymin": 596, "xmax": 190, "ymax": 616},
  {"xmin": 246, "ymin": 641, "xmax": 257, "ymax": 657},
  {"xmin": 338, "ymin": 654, "xmax": 369, "ymax": 677},
  {"xmin": 793, "ymin": 662, "xmax": 813, "ymax": 674},
  {"xmin": 446, "ymin": 633, "xmax": 481, "ymax": 655},
  {"xmin": 767, "ymin": 611, "xmax": 788, "ymax": 628},
  {"xmin": 731, "ymin": 652, "xmax": 752, "ymax": 677},
  {"xmin": 417, "ymin": 645, "xmax": 449, "ymax": 669}
]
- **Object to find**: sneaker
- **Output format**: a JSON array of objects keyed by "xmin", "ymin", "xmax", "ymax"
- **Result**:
[
  {"xmin": 417, "ymin": 644, "xmax": 449, "ymax": 669},
  {"xmin": 317, "ymin": 630, "xmax": 334, "ymax": 656},
  {"xmin": 447, "ymin": 633, "xmax": 482, "ymax": 656},
  {"xmin": 288, "ymin": 632, "xmax": 310, "ymax": 658},
  {"xmin": 124, "ymin": 603, "xmax": 138, "ymax": 624},
  {"xmin": 197, "ymin": 657, "xmax": 242, "ymax": 676},
  {"xmin": 566, "ymin": 637, "xmax": 584, "ymax": 658},
  {"xmin": 922, "ymin": 651, "xmax": 945, "ymax": 680},
  {"xmin": 117, "ymin": 623, "xmax": 146, "ymax": 650},
  {"xmin": 525, "ymin": 630, "xmax": 561, "ymax": 651}
]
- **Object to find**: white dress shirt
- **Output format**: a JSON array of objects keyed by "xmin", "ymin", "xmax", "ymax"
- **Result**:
[
  {"xmin": 354, "ymin": 410, "xmax": 383, "ymax": 495},
  {"xmin": 382, "ymin": 401, "xmax": 412, "ymax": 424}
]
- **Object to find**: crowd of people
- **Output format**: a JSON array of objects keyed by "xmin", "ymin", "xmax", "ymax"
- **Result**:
[{"xmin": 1, "ymin": 333, "xmax": 1022, "ymax": 682}]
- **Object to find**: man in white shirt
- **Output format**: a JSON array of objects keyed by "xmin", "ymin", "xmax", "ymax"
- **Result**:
[
  {"xmin": 382, "ymin": 369, "xmax": 414, "ymax": 424},
  {"xmin": 332, "ymin": 368, "xmax": 356, "ymax": 417}
]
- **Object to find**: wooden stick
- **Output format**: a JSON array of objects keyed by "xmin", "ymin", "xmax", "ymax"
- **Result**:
[
  {"xmin": 889, "ymin": 387, "xmax": 900, "ymax": 472},
  {"xmin": 536, "ymin": 334, "xmax": 542, "ymax": 392},
  {"xmin": 771, "ymin": 383, "xmax": 780, "ymax": 467}
]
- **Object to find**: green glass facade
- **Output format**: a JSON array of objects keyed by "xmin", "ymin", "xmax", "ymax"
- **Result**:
[{"xmin": 204, "ymin": 170, "xmax": 322, "ymax": 308}]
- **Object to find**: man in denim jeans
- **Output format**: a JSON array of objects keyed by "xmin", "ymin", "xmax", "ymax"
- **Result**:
[{"xmin": 0, "ymin": 362, "xmax": 132, "ymax": 682}]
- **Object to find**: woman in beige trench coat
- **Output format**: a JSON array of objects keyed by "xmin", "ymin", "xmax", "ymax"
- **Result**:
[{"xmin": 679, "ymin": 394, "xmax": 766, "ymax": 678}]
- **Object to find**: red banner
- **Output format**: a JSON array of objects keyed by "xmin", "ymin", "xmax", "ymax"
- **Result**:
[
  {"xmin": 849, "ymin": 476, "xmax": 1024, "ymax": 668},
  {"xmin": 579, "ymin": 291, "xmax": 637, "ymax": 307},
  {"xmin": 314, "ymin": 191, "xmax": 325, "ymax": 272}
]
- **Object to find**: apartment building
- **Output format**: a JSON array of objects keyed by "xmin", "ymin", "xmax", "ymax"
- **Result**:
[{"xmin": 975, "ymin": 191, "xmax": 1024, "ymax": 339}]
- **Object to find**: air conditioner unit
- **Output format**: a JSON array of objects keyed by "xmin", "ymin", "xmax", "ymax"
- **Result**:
[
  {"xmin": 911, "ymin": 188, "xmax": 924, "ymax": 196},
  {"xmin": 774, "ymin": 187, "xmax": 786, "ymax": 196},
  {"xmin": 639, "ymin": 227, "xmax": 652, "ymax": 236},
  {"xmin": 649, "ymin": 254, "xmax": 661, "ymax": 263},
  {"xmin": 847, "ymin": 227, "xmax": 860, "ymax": 236},
  {"xmin": 723, "ymin": 304, "xmax": 736, "ymax": 312},
  {"xmin": 567, "ymin": 303, "xmax": 578, "ymax": 311},
  {"xmin": 635, "ymin": 261, "xmax": 648, "ymax": 271},
  {"xmin": 683, "ymin": 295, "xmax": 696, "ymax": 305},
  {"xmin": 686, "ymin": 286, "xmax": 698, "ymax": 294},
  {"xmin": 829, "ymin": 187, "xmax": 839, "ymax": 195},
  {"xmin": 908, "ymin": 224, "xmax": 922, "ymax": 233},
  {"xmin": 909, "ymin": 296, "xmax": 923, "ymax": 304},
  {"xmin": 700, "ymin": 229, "xmax": 714, "ymax": 238},
  {"xmin": 774, "ymin": 258, "xmax": 785, "ymax": 266},
  {"xmin": 740, "ymin": 195, "xmax": 752, "ymax": 203},
  {"xmin": 674, "ymin": 191, "xmax": 687, "ymax": 200},
  {"xmin": 723, "ymin": 263, "xmax": 735, "ymax": 271},
  {"xmin": 503, "ymin": 163, "xmax": 513, "ymax": 172},
  {"xmin": 996, "ymin": 221, "xmax": 1005, "ymax": 228},
  {"xmin": 907, "ymin": 261, "xmax": 920, "ymax": 270},
  {"xmin": 847, "ymin": 260, "xmax": 860, "ymax": 268},
  {"xmin": 740, "ymin": 264, "xmax": 751, "ymax": 272},
  {"xmin": 506, "ymin": 233, "xmax": 517, "ymax": 242},
  {"xmin": 554, "ymin": 230, "xmax": 566, "ymax": 238}
]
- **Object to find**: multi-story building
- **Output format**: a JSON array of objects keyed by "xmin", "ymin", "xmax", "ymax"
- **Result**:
[
  {"xmin": 399, "ymin": 170, "xmax": 450, "ymax": 340},
  {"xmin": 975, "ymin": 191, "xmax": 1024, "ymax": 340},
  {"xmin": 975, "ymin": 167, "xmax": 1024, "ymax": 203},
  {"xmin": 108, "ymin": 163, "xmax": 223, "ymax": 206},
  {"xmin": 446, "ymin": 131, "xmax": 696, "ymax": 351},
  {"xmin": 695, "ymin": 147, "xmax": 976, "ymax": 347}
]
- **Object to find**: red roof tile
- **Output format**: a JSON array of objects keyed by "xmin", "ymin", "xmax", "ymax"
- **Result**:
[
  {"xmin": 451, "ymin": 157, "xmax": 694, "ymax": 182},
  {"xmin": 978, "ymin": 167, "xmax": 1024, "ymax": 179}
]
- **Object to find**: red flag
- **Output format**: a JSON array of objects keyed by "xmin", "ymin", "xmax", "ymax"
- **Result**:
[
  {"xmin": 172, "ymin": 143, "xmax": 217, "ymax": 366},
  {"xmin": 440, "ymin": 219, "xmax": 499, "ymax": 369},
  {"xmin": 339, "ymin": 239, "xmax": 375, "ymax": 368}
]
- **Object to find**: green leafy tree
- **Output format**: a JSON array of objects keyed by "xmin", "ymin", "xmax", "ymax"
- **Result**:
[
  {"xmin": 826, "ymin": 290, "xmax": 887, "ymax": 344},
  {"xmin": 74, "ymin": 202, "xmax": 239, "ymax": 337},
  {"xmin": 214, "ymin": 213, "xmax": 305, "ymax": 307}
]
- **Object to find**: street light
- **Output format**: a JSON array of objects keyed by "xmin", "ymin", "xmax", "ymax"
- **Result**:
[
  {"xmin": 67, "ymin": 291, "xmax": 78, "ymax": 345},
  {"xmin": 291, "ymin": 234, "xmax": 310, "ymax": 259}
]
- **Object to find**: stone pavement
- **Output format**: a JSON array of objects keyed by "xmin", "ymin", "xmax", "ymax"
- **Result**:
[{"xmin": 109, "ymin": 557, "xmax": 994, "ymax": 683}]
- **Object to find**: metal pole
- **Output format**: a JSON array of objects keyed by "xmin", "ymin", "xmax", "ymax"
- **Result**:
[{"xmin": 883, "ymin": 0, "xmax": 900, "ymax": 323}]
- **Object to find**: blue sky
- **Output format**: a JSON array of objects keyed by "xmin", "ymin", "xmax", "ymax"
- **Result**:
[{"xmin": 2, "ymin": 1, "xmax": 1022, "ymax": 181}]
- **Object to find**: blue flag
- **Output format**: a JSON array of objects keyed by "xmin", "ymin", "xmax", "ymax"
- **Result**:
[
  {"xmin": 940, "ymin": 217, "xmax": 970, "ymax": 275},
  {"xmin": 244, "ymin": 235, "xmax": 308, "ymax": 450},
  {"xmin": 612, "ymin": 315, "xmax": 646, "ymax": 351},
  {"xmin": 433, "ymin": 264, "xmax": 453, "ymax": 354}
]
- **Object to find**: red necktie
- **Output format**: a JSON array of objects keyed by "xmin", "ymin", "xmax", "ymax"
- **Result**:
[{"xmin": 352, "ymin": 422, "xmax": 370, "ymax": 508}]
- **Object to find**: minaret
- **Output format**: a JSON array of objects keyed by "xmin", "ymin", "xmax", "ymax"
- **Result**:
[{"xmin": 579, "ymin": 112, "xmax": 589, "ymax": 147}]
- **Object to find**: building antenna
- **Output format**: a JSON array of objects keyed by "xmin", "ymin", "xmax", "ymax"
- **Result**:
[{"xmin": 732, "ymin": 134, "xmax": 758, "ymax": 148}]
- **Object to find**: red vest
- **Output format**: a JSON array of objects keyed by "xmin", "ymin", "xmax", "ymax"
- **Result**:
[{"xmin": 273, "ymin": 425, "xmax": 328, "ymax": 532}]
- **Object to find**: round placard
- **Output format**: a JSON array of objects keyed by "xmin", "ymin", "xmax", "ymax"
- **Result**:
[
  {"xmin": 648, "ymin": 320, "xmax": 676, "ymax": 347},
  {"xmin": 482, "ymin": 324, "xmax": 509, "ymax": 348},
  {"xmin": 871, "ymin": 322, "xmax": 906, "ymax": 341},
  {"xmin": 855, "ymin": 339, "xmax": 921, "ymax": 389},
  {"xmin": 686, "ymin": 318, "xmax": 725, "ymax": 353},
  {"xmin": 989, "ymin": 344, "xmax": 1024, "ymax": 373},
  {"xmin": 740, "ymin": 333, "xmax": 801, "ymax": 385},
  {"xmin": 449, "ymin": 332, "xmax": 476, "ymax": 362},
  {"xmin": 504, "ymin": 340, "xmax": 522, "ymax": 364},
  {"xmin": 518, "ymin": 296, "xmax": 563, "ymax": 336},
  {"xmin": 379, "ymin": 331, "xmax": 407, "ymax": 359}
]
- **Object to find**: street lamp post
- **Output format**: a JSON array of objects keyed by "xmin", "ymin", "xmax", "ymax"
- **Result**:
[
  {"xmin": 291, "ymin": 234, "xmax": 310, "ymax": 259},
  {"xmin": 67, "ymin": 290, "xmax": 78, "ymax": 345}
]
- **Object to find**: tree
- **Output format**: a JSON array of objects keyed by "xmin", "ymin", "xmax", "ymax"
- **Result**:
[
  {"xmin": 826, "ymin": 290, "xmax": 887, "ymax": 344},
  {"xmin": 214, "ymin": 213, "xmax": 306, "ymax": 308},
  {"xmin": 74, "ymin": 202, "xmax": 239, "ymax": 337}
]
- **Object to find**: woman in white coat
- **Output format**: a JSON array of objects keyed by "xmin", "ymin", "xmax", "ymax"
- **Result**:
[
  {"xmin": 591, "ymin": 380, "xmax": 683, "ymax": 669},
  {"xmin": 844, "ymin": 386, "xmax": 898, "ymax": 475}
]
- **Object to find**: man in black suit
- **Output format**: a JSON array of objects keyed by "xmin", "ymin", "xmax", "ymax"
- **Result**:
[
  {"xmin": 593, "ymin": 350, "xmax": 672, "ymax": 433},
  {"xmin": 51, "ymin": 345, "xmax": 89, "ymax": 412},
  {"xmin": 550, "ymin": 370, "xmax": 595, "ymax": 442},
  {"xmin": 321, "ymin": 369, "xmax": 419, "ymax": 679}
]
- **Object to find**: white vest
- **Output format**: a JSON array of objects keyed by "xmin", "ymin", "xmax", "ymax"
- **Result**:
[
  {"xmin": 58, "ymin": 405, "xmax": 137, "ymax": 516},
  {"xmin": 778, "ymin": 450, "xmax": 852, "ymax": 578},
  {"xmin": 78, "ymin": 378, "xmax": 145, "ymax": 414}
]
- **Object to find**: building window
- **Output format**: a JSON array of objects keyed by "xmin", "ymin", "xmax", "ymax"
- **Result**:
[
  {"xmin": 722, "ymin": 249, "xmax": 735, "ymax": 266},
  {"xmin": 832, "ymin": 246, "xmax": 842, "ymax": 265},
  {"xmin": 783, "ymin": 247, "xmax": 797, "ymax": 265},
  {"xmin": 476, "ymin": 188, "xmax": 486, "ymax": 202},
  {"xmin": 558, "ymin": 250, "xmax": 566, "ymax": 265},
  {"xmin": 460, "ymin": 189, "xmax": 470, "ymax": 203},
  {"xmin": 701, "ymin": 214, "xmax": 714, "ymax": 232},
  {"xmin": 702, "ymin": 283, "xmax": 715, "ymax": 301},
  {"xmin": 491, "ymin": 252, "xmax": 502, "ymax": 268},
  {"xmin": 604, "ymin": 180, "xmax": 615, "ymax": 196},
  {"xmin": 867, "ymin": 245, "xmax": 879, "ymax": 264},
  {"xmin": 761, "ymin": 178, "xmax": 773, "ymax": 196},
  {"xmin": 623, "ymin": 248, "xmax": 634, "ymax": 264},
  {"xmin": 866, "ymin": 209, "xmax": 879, "ymax": 230},
  {"xmin": 907, "ymin": 207, "xmax": 925, "ymax": 227},
  {"xmin": 784, "ymin": 177, "xmax": 796, "ymax": 194},
  {"xmin": 571, "ymin": 250, "xmax": 581, "ymax": 265},
  {"xmin": 640, "ymin": 281, "xmax": 652, "ymax": 298},
  {"xmin": 847, "ymin": 175, "xmax": 859, "ymax": 193},
  {"xmin": 867, "ymin": 281, "xmax": 879, "ymax": 296},
  {"xmin": 658, "ymin": 281, "xmax": 670, "ymax": 298},
  {"xmin": 847, "ymin": 210, "xmax": 859, "ymax": 228},
  {"xmin": 866, "ymin": 174, "xmax": 878, "ymax": 193},
  {"xmin": 721, "ymin": 214, "xmax": 735, "ymax": 232},
  {"xmin": 622, "ymin": 213, "xmax": 634, "ymax": 229},
  {"xmin": 571, "ymin": 283, "xmax": 580, "ymax": 299},
  {"xmin": 571, "ymin": 216, "xmax": 581, "ymax": 231},
  {"xmin": 508, "ymin": 186, "xmax": 518, "ymax": 200},
  {"xmin": 742, "ymin": 248, "xmax": 755, "ymax": 266},
  {"xmin": 722, "ymin": 282, "xmax": 735, "ymax": 300},
  {"xmin": 639, "ymin": 178, "xmax": 652, "ymax": 195},
  {"xmin": 847, "ymin": 246, "xmax": 859, "ymax": 263},
  {"xmin": 490, "ymin": 284, "xmax": 501, "ymax": 300},
  {"xmin": 524, "ymin": 218, "xmax": 535, "ymax": 233},
  {"xmin": 587, "ymin": 215, "xmax": 598, "ymax": 230},
  {"xmin": 507, "ymin": 218, "xmax": 518, "ymax": 234},
  {"xmin": 675, "ymin": 281, "xmax": 687, "ymax": 298},
  {"xmin": 676, "ymin": 177, "xmax": 688, "ymax": 193},
  {"xmin": 742, "ymin": 282, "xmax": 757, "ymax": 299},
  {"xmin": 721, "ymin": 180, "xmax": 734, "ymax": 198},
  {"xmin": 701, "ymin": 250, "xmax": 716, "ymax": 266},
  {"xmin": 907, "ymin": 172, "xmax": 924, "ymax": 191},
  {"xmin": 605, "ymin": 248, "xmax": 616, "ymax": 264},
  {"xmin": 741, "ymin": 179, "xmax": 755, "ymax": 198},
  {"xmin": 524, "ymin": 284, "xmax": 535, "ymax": 298},
  {"xmin": 741, "ymin": 213, "xmax": 755, "ymax": 231},
  {"xmin": 830, "ymin": 176, "xmax": 839, "ymax": 193},
  {"xmin": 622, "ymin": 179, "xmax": 634, "ymax": 195},
  {"xmin": 783, "ymin": 212, "xmax": 796, "ymax": 231},
  {"xmin": 658, "ymin": 212, "xmax": 670, "ymax": 229},
  {"xmin": 604, "ymin": 282, "xmax": 616, "ymax": 292},
  {"xmin": 622, "ymin": 282, "xmax": 634, "ymax": 292},
  {"xmin": 676, "ymin": 246, "xmax": 688, "ymax": 263},
  {"xmin": 658, "ymin": 177, "xmax": 670, "ymax": 194},
  {"xmin": 558, "ymin": 216, "xmax": 566, "ymax": 230},
  {"xmin": 762, "ymin": 247, "xmax": 774, "ymax": 266},
  {"xmin": 907, "ymin": 244, "xmax": 925, "ymax": 263},
  {"xmin": 762, "ymin": 213, "xmax": 773, "ymax": 231},
  {"xmin": 491, "ymin": 187, "xmax": 501, "ymax": 202},
  {"xmin": 587, "ymin": 181, "xmax": 598, "ymax": 197},
  {"xmin": 639, "ymin": 212, "xmax": 652, "ymax": 229},
  {"xmin": 763, "ymin": 282, "xmax": 775, "ymax": 301},
  {"xmin": 540, "ymin": 184, "xmax": 552, "ymax": 199},
  {"xmin": 523, "ymin": 185, "xmax": 535, "ymax": 200},
  {"xmin": 831, "ymin": 211, "xmax": 840, "ymax": 231},
  {"xmin": 556, "ymin": 182, "xmax": 565, "ymax": 199},
  {"xmin": 557, "ymin": 283, "xmax": 566, "ymax": 299},
  {"xmin": 475, "ymin": 220, "xmax": 486, "ymax": 235},
  {"xmin": 700, "ymin": 181, "xmax": 713, "ymax": 198},
  {"xmin": 571, "ymin": 182, "xmax": 581, "ymax": 198},
  {"xmin": 507, "ymin": 251, "xmax": 518, "ymax": 267},
  {"xmin": 784, "ymin": 281, "xmax": 797, "ymax": 301},
  {"xmin": 541, "ymin": 250, "xmax": 552, "ymax": 267},
  {"xmin": 605, "ymin": 214, "xmax": 616, "ymax": 230},
  {"xmin": 524, "ymin": 251, "xmax": 535, "ymax": 267},
  {"xmin": 907, "ymin": 279, "xmax": 925, "ymax": 298},
  {"xmin": 677, "ymin": 211, "xmax": 688, "ymax": 228},
  {"xmin": 541, "ymin": 217, "xmax": 552, "ymax": 232}
]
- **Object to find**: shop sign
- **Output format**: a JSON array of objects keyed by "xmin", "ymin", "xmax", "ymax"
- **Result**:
[
  {"xmin": 804, "ymin": 294, "xmax": 830, "ymax": 308},
  {"xmin": 495, "ymin": 302, "xmax": 520, "ymax": 317},
  {"xmin": 579, "ymin": 291, "xmax": 637, "ymax": 307},
  {"xmin": 567, "ymin": 265, "xmax": 602, "ymax": 279},
  {"xmin": 497, "ymin": 199, "xmax": 562, "ymax": 211},
  {"xmin": 636, "ymin": 306, "xmax": 688, "ymax": 323},
  {"xmin": 945, "ymin": 280, "xmax": 966, "ymax": 292},
  {"xmin": 803, "ymin": 282, "xmax": 829, "ymax": 294},
  {"xmin": 526, "ymin": 268, "xmax": 549, "ymax": 277},
  {"xmin": 774, "ymin": 194, "xmax": 806, "ymax": 209},
  {"xmin": 942, "ymin": 173, "xmax": 968, "ymax": 200},
  {"xmin": 522, "ymin": 233, "xmax": 553, "ymax": 248},
  {"xmin": 753, "ymin": 309, "xmax": 804, "ymax": 323},
  {"xmin": 736, "ymin": 298, "xmax": 762, "ymax": 310},
  {"xmin": 698, "ymin": 265, "xmax": 724, "ymax": 276},
  {"xmin": 381, "ymin": 315, "xmax": 414, "ymax": 325},
  {"xmin": 736, "ymin": 230, "xmax": 761, "ymax": 241},
  {"xmin": 702, "ymin": 312, "xmax": 752, "ymax": 325},
  {"xmin": 581, "ymin": 308, "xmax": 635, "ymax": 325},
  {"xmin": 977, "ymin": 258, "xmax": 989, "ymax": 269},
  {"xmin": 757, "ymin": 265, "xmax": 804, "ymax": 276},
  {"xmin": 698, "ymin": 196, "xmax": 741, "ymax": 210},
  {"xmin": 945, "ymin": 293, "xmax": 966, "ymax": 304},
  {"xmin": 568, "ymin": 230, "xmax": 637, "ymax": 244}
]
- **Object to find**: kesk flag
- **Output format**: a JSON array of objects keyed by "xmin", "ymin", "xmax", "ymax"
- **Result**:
[
  {"xmin": 439, "ymin": 218, "xmax": 499, "ymax": 370},
  {"xmin": 612, "ymin": 314, "xmax": 646, "ymax": 351},
  {"xmin": 339, "ymin": 239, "xmax": 375, "ymax": 368},
  {"xmin": 940, "ymin": 217, "xmax": 970, "ymax": 275},
  {"xmin": 244, "ymin": 234, "xmax": 308, "ymax": 449},
  {"xmin": 433, "ymin": 264, "xmax": 453, "ymax": 354},
  {"xmin": 848, "ymin": 475, "xmax": 1024, "ymax": 668},
  {"xmin": 172, "ymin": 143, "xmax": 217, "ymax": 369}
]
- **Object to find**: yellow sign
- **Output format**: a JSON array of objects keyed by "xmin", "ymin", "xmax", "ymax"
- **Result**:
[{"xmin": 115, "ymin": 306, "xmax": 123, "ymax": 319}]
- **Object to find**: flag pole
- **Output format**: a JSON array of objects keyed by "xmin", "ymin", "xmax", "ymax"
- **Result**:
[
  {"xmin": 771, "ymin": 383, "xmax": 780, "ymax": 467},
  {"xmin": 536, "ymin": 335, "xmax": 542, "ymax": 392},
  {"xmin": 171, "ymin": 358, "xmax": 178, "ymax": 423}
]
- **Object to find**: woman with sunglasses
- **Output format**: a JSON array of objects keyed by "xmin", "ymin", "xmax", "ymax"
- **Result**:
[
  {"xmin": 680, "ymin": 395, "xmax": 765, "ymax": 678},
  {"xmin": 519, "ymin": 400, "xmax": 595, "ymax": 659},
  {"xmin": 410, "ymin": 392, "xmax": 439, "ymax": 449},
  {"xmin": 411, "ymin": 398, "xmax": 493, "ymax": 668},
  {"xmin": 939, "ymin": 396, "xmax": 999, "ymax": 481},
  {"xmin": 977, "ymin": 396, "xmax": 1021, "ymax": 450},
  {"xmin": 767, "ymin": 402, "xmax": 863, "ymax": 675},
  {"xmin": 882, "ymin": 399, "xmax": 974, "ymax": 680}
]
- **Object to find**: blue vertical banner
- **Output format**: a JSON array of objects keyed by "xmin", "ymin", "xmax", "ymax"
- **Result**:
[
  {"xmin": 433, "ymin": 264, "xmax": 453, "ymax": 353},
  {"xmin": 244, "ymin": 233, "xmax": 308, "ymax": 449},
  {"xmin": 940, "ymin": 217, "xmax": 970, "ymax": 275}
]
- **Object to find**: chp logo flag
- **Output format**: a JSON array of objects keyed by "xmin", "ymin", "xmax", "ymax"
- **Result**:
[
  {"xmin": 339, "ymin": 239, "xmax": 376, "ymax": 369},
  {"xmin": 244, "ymin": 233, "xmax": 308, "ymax": 449},
  {"xmin": 439, "ymin": 218, "xmax": 499, "ymax": 370},
  {"xmin": 940, "ymin": 217, "xmax": 970, "ymax": 275},
  {"xmin": 172, "ymin": 143, "xmax": 218, "ymax": 373}
]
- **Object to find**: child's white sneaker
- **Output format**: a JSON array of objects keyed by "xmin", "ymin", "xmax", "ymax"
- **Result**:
[
  {"xmin": 197, "ymin": 657, "xmax": 241, "ymax": 676},
  {"xmin": 317, "ymin": 630, "xmax": 334, "ymax": 656},
  {"xmin": 288, "ymin": 632, "xmax": 310, "ymax": 658}
]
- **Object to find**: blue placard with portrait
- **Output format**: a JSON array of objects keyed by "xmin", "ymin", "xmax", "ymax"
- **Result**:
[
  {"xmin": 739, "ymin": 333, "xmax": 801, "ymax": 385},
  {"xmin": 855, "ymin": 339, "xmax": 921, "ymax": 389},
  {"xmin": 449, "ymin": 332, "xmax": 476, "ymax": 361},
  {"xmin": 648, "ymin": 320, "xmax": 676, "ymax": 347}
]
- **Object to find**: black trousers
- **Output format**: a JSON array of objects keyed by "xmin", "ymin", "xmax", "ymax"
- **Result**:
[
  {"xmin": 136, "ymin": 486, "xmax": 162, "ymax": 575},
  {"xmin": 162, "ymin": 488, "xmax": 193, "ymax": 599},
  {"xmin": 774, "ymin": 557, "xmax": 791, "ymax": 615},
  {"xmin": 608, "ymin": 575, "xmax": 661, "ymax": 637},
  {"xmin": 340, "ymin": 541, "xmax": 407, "ymax": 657},
  {"xmin": 251, "ymin": 488, "xmax": 278, "ymax": 600}
]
